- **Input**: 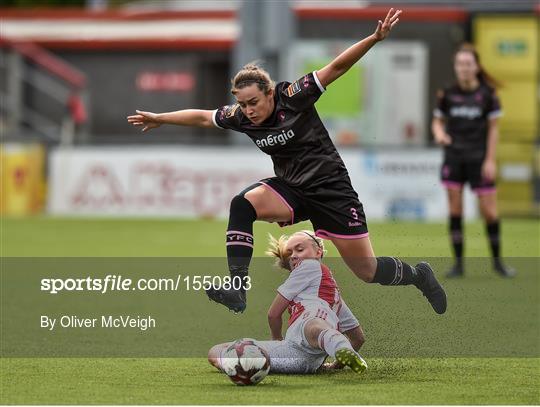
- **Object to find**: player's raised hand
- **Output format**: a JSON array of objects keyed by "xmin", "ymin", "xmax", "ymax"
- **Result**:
[
  {"xmin": 373, "ymin": 8, "xmax": 402, "ymax": 41},
  {"xmin": 127, "ymin": 110, "xmax": 162, "ymax": 132}
]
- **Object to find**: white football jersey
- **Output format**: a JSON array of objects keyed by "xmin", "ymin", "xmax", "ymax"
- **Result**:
[{"xmin": 277, "ymin": 259, "xmax": 342, "ymax": 327}]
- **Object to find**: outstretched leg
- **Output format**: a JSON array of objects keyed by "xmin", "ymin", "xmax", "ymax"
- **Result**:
[
  {"xmin": 304, "ymin": 318, "xmax": 367, "ymax": 374},
  {"xmin": 331, "ymin": 236, "xmax": 447, "ymax": 314},
  {"xmin": 206, "ymin": 184, "xmax": 291, "ymax": 312},
  {"xmin": 208, "ymin": 343, "xmax": 231, "ymax": 370}
]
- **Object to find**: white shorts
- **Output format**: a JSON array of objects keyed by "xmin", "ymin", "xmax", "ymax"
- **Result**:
[
  {"xmin": 258, "ymin": 304, "xmax": 340, "ymax": 374},
  {"xmin": 285, "ymin": 304, "xmax": 340, "ymax": 354},
  {"xmin": 337, "ymin": 300, "xmax": 360, "ymax": 332}
]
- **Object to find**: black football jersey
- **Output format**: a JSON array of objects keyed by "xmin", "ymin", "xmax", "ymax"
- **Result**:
[
  {"xmin": 434, "ymin": 82, "xmax": 502, "ymax": 160},
  {"xmin": 212, "ymin": 72, "xmax": 350, "ymax": 189}
]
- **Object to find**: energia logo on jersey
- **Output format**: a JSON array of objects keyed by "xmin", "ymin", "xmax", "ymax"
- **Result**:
[
  {"xmin": 450, "ymin": 106, "xmax": 482, "ymax": 119},
  {"xmin": 256, "ymin": 129, "xmax": 295, "ymax": 148}
]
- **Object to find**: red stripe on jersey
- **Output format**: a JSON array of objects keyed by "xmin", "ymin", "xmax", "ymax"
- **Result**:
[
  {"xmin": 318, "ymin": 264, "xmax": 337, "ymax": 307},
  {"xmin": 288, "ymin": 302, "xmax": 305, "ymax": 327}
]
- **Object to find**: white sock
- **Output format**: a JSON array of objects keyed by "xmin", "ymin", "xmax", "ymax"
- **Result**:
[{"xmin": 317, "ymin": 329, "xmax": 354, "ymax": 358}]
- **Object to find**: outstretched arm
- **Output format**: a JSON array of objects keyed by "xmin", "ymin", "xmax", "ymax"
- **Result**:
[
  {"xmin": 319, "ymin": 326, "xmax": 365, "ymax": 371},
  {"xmin": 208, "ymin": 342, "xmax": 232, "ymax": 371},
  {"xmin": 316, "ymin": 8, "xmax": 402, "ymax": 89},
  {"xmin": 127, "ymin": 109, "xmax": 215, "ymax": 132}
]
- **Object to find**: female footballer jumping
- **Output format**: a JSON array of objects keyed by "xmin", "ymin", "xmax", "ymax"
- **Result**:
[
  {"xmin": 432, "ymin": 43, "xmax": 515, "ymax": 278},
  {"xmin": 128, "ymin": 8, "xmax": 447, "ymax": 315},
  {"xmin": 208, "ymin": 231, "xmax": 367, "ymax": 374}
]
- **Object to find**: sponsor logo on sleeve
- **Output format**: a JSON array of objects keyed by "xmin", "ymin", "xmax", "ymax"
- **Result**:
[
  {"xmin": 286, "ymin": 81, "xmax": 301, "ymax": 97},
  {"xmin": 224, "ymin": 104, "xmax": 240, "ymax": 118}
]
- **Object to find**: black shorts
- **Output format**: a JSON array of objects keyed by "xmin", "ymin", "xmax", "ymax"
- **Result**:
[
  {"xmin": 441, "ymin": 156, "xmax": 496, "ymax": 195},
  {"xmin": 256, "ymin": 177, "xmax": 369, "ymax": 240}
]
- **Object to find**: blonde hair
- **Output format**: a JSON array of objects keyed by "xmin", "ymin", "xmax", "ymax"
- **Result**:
[
  {"xmin": 231, "ymin": 62, "xmax": 275, "ymax": 95},
  {"xmin": 265, "ymin": 230, "xmax": 326, "ymax": 271}
]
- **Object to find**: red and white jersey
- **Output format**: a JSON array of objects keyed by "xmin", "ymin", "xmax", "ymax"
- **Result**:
[{"xmin": 277, "ymin": 259, "xmax": 342, "ymax": 327}]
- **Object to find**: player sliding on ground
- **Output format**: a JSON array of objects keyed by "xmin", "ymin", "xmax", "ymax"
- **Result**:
[
  {"xmin": 208, "ymin": 231, "xmax": 367, "ymax": 374},
  {"xmin": 127, "ymin": 8, "xmax": 447, "ymax": 315}
]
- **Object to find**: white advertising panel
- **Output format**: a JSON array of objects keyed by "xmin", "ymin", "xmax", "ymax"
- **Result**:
[
  {"xmin": 48, "ymin": 147, "xmax": 274, "ymax": 217},
  {"xmin": 48, "ymin": 147, "xmax": 478, "ymax": 220}
]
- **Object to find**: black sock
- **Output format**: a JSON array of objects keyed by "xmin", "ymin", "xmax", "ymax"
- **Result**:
[
  {"xmin": 486, "ymin": 220, "xmax": 500, "ymax": 259},
  {"xmin": 226, "ymin": 194, "xmax": 257, "ymax": 290},
  {"xmin": 450, "ymin": 216, "xmax": 463, "ymax": 264},
  {"xmin": 371, "ymin": 257, "xmax": 421, "ymax": 286}
]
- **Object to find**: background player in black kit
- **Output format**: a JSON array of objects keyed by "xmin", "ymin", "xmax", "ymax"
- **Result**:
[
  {"xmin": 432, "ymin": 43, "xmax": 515, "ymax": 278},
  {"xmin": 128, "ymin": 8, "xmax": 447, "ymax": 314}
]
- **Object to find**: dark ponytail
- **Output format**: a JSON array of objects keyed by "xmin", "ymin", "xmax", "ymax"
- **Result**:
[{"xmin": 455, "ymin": 43, "xmax": 502, "ymax": 89}]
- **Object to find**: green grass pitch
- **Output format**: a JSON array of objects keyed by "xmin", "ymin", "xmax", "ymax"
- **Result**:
[{"xmin": 1, "ymin": 217, "xmax": 539, "ymax": 404}]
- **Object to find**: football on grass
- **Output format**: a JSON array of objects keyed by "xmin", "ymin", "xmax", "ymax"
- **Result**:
[{"xmin": 221, "ymin": 338, "xmax": 271, "ymax": 385}]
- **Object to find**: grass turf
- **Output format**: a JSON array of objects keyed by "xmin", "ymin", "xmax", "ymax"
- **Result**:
[
  {"xmin": 1, "ymin": 217, "xmax": 539, "ymax": 404},
  {"xmin": 2, "ymin": 358, "xmax": 538, "ymax": 405},
  {"xmin": 2, "ymin": 216, "xmax": 538, "ymax": 257}
]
